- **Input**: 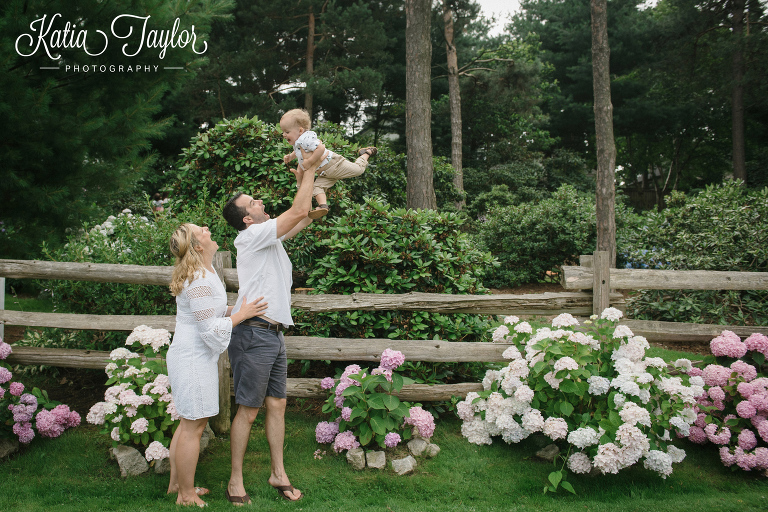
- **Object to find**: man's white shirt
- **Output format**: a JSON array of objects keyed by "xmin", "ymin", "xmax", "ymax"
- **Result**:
[{"xmin": 231, "ymin": 219, "xmax": 294, "ymax": 326}]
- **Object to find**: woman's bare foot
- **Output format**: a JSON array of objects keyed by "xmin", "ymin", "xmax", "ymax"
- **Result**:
[
  {"xmin": 176, "ymin": 495, "xmax": 207, "ymax": 507},
  {"xmin": 167, "ymin": 486, "xmax": 209, "ymax": 497}
]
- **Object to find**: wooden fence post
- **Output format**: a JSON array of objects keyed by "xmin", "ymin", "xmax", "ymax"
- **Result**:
[
  {"xmin": 593, "ymin": 250, "xmax": 610, "ymax": 316},
  {"xmin": 210, "ymin": 251, "xmax": 232, "ymax": 434}
]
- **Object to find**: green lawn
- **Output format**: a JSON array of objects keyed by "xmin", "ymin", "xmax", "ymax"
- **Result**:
[
  {"xmin": 3, "ymin": 292, "xmax": 55, "ymax": 313},
  {"xmin": 1, "ymin": 412, "xmax": 766, "ymax": 512}
]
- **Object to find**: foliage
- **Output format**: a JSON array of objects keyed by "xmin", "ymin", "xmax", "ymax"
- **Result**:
[
  {"xmin": 315, "ymin": 349, "xmax": 436, "ymax": 451},
  {"xmin": 85, "ymin": 326, "xmax": 177, "ymax": 462},
  {"xmin": 0, "ymin": 337, "xmax": 80, "ymax": 444},
  {"xmin": 291, "ymin": 197, "xmax": 497, "ymax": 342},
  {"xmin": 0, "ymin": 0, "xmax": 232, "ymax": 259},
  {"xmin": 624, "ymin": 181, "xmax": 768, "ymax": 325},
  {"xmin": 41, "ymin": 201, "xmax": 228, "ymax": 352},
  {"xmin": 345, "ymin": 147, "xmax": 463, "ymax": 211},
  {"xmin": 457, "ymin": 309, "xmax": 700, "ymax": 493},
  {"xmin": 687, "ymin": 331, "xmax": 768, "ymax": 471},
  {"xmin": 474, "ymin": 185, "xmax": 642, "ymax": 287}
]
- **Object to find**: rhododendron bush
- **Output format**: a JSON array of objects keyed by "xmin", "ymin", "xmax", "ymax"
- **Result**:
[
  {"xmin": 457, "ymin": 309, "xmax": 700, "ymax": 488},
  {"xmin": 688, "ymin": 331, "xmax": 768, "ymax": 471},
  {"xmin": 86, "ymin": 326, "xmax": 178, "ymax": 462},
  {"xmin": 316, "ymin": 349, "xmax": 435, "ymax": 452},
  {"xmin": 0, "ymin": 337, "xmax": 80, "ymax": 445}
]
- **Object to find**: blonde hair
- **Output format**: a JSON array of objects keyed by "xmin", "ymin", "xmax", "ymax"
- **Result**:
[
  {"xmin": 282, "ymin": 108, "xmax": 311, "ymax": 130},
  {"xmin": 169, "ymin": 224, "xmax": 206, "ymax": 296}
]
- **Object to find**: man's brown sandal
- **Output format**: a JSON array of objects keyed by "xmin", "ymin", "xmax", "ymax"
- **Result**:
[
  {"xmin": 358, "ymin": 147, "xmax": 377, "ymax": 157},
  {"xmin": 271, "ymin": 484, "xmax": 303, "ymax": 501},
  {"xmin": 225, "ymin": 489, "xmax": 251, "ymax": 505}
]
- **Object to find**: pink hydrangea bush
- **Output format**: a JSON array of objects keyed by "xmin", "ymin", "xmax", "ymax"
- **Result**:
[
  {"xmin": 86, "ymin": 326, "xmax": 178, "ymax": 462},
  {"xmin": 458, "ymin": 309, "xmax": 699, "ymax": 482},
  {"xmin": 316, "ymin": 349, "xmax": 436, "ymax": 451},
  {"xmin": 0, "ymin": 337, "xmax": 81, "ymax": 445},
  {"xmin": 689, "ymin": 331, "xmax": 768, "ymax": 471}
]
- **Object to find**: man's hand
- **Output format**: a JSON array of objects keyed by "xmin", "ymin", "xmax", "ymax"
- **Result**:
[{"xmin": 299, "ymin": 147, "xmax": 321, "ymax": 174}]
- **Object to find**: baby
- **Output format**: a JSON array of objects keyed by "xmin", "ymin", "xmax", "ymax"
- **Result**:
[{"xmin": 280, "ymin": 108, "xmax": 376, "ymax": 219}]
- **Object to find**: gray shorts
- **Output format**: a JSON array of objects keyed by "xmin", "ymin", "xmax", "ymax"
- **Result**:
[{"xmin": 229, "ymin": 324, "xmax": 287, "ymax": 408}]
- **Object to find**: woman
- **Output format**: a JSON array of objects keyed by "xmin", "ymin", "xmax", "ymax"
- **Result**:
[{"xmin": 166, "ymin": 223, "xmax": 267, "ymax": 507}]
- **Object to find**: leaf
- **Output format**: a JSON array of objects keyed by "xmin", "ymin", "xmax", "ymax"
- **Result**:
[
  {"xmin": 560, "ymin": 401, "xmax": 575, "ymax": 416},
  {"xmin": 547, "ymin": 470, "xmax": 562, "ymax": 488},
  {"xmin": 381, "ymin": 394, "xmax": 401, "ymax": 411},
  {"xmin": 367, "ymin": 393, "xmax": 387, "ymax": 410},
  {"xmin": 370, "ymin": 416, "xmax": 387, "ymax": 435},
  {"xmin": 560, "ymin": 481, "xmax": 577, "ymax": 495}
]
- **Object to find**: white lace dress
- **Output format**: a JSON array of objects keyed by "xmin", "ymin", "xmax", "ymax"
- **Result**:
[{"xmin": 167, "ymin": 268, "xmax": 232, "ymax": 420}]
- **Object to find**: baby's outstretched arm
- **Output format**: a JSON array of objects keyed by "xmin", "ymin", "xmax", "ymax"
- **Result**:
[{"xmin": 283, "ymin": 151, "xmax": 297, "ymax": 165}]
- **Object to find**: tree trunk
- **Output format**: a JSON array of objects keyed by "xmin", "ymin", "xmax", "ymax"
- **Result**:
[
  {"xmin": 731, "ymin": 0, "xmax": 746, "ymax": 183},
  {"xmin": 443, "ymin": 3, "xmax": 464, "ymax": 209},
  {"xmin": 405, "ymin": 0, "xmax": 436, "ymax": 210},
  {"xmin": 304, "ymin": 9, "xmax": 315, "ymax": 117},
  {"xmin": 590, "ymin": 0, "xmax": 616, "ymax": 266}
]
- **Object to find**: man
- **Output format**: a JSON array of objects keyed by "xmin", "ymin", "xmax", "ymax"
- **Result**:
[{"xmin": 221, "ymin": 149, "xmax": 321, "ymax": 504}]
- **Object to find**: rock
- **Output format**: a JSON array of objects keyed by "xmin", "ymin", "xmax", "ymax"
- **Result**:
[
  {"xmin": 424, "ymin": 443, "xmax": 440, "ymax": 458},
  {"xmin": 535, "ymin": 444, "xmax": 560, "ymax": 463},
  {"xmin": 407, "ymin": 438, "xmax": 428, "ymax": 457},
  {"xmin": 0, "ymin": 438, "xmax": 19, "ymax": 459},
  {"xmin": 111, "ymin": 445, "xmax": 149, "ymax": 477},
  {"xmin": 199, "ymin": 424, "xmax": 215, "ymax": 454},
  {"xmin": 153, "ymin": 457, "xmax": 171, "ymax": 474},
  {"xmin": 391, "ymin": 455, "xmax": 417, "ymax": 475},
  {"xmin": 346, "ymin": 448, "xmax": 366, "ymax": 470},
  {"xmin": 366, "ymin": 451, "xmax": 386, "ymax": 469}
]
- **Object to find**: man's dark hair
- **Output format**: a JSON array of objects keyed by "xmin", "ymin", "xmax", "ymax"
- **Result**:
[{"xmin": 222, "ymin": 192, "xmax": 247, "ymax": 231}]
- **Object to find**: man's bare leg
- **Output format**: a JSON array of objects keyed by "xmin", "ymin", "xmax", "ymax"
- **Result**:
[
  {"xmin": 228, "ymin": 404, "xmax": 259, "ymax": 502},
  {"xmin": 264, "ymin": 396, "xmax": 302, "ymax": 501}
]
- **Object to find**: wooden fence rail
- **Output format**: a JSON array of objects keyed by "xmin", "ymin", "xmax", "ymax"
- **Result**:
[{"xmin": 3, "ymin": 254, "xmax": 768, "ymax": 432}]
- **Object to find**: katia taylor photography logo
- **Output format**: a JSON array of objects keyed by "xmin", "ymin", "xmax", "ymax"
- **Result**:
[{"xmin": 15, "ymin": 13, "xmax": 208, "ymax": 68}]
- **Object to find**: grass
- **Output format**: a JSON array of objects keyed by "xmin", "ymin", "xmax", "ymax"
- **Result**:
[
  {"xmin": 3, "ymin": 292, "xmax": 55, "ymax": 313},
  {"xmin": 1, "ymin": 411, "xmax": 767, "ymax": 512}
]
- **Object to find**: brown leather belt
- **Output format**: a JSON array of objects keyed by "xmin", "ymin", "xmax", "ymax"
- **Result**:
[{"xmin": 241, "ymin": 317, "xmax": 283, "ymax": 332}]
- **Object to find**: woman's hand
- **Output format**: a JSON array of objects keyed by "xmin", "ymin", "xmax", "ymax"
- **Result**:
[
  {"xmin": 240, "ymin": 295, "xmax": 268, "ymax": 319},
  {"xmin": 230, "ymin": 295, "xmax": 268, "ymax": 327}
]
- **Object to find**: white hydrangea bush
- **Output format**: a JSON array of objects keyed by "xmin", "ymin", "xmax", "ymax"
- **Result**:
[
  {"xmin": 87, "ymin": 325, "xmax": 177, "ymax": 462},
  {"xmin": 457, "ymin": 309, "xmax": 702, "ymax": 479}
]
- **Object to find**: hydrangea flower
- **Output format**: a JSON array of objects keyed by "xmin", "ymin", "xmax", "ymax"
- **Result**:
[
  {"xmin": 384, "ymin": 432, "xmax": 401, "ymax": 448},
  {"xmin": 145, "ymin": 440, "xmax": 170, "ymax": 461},
  {"xmin": 379, "ymin": 348, "xmax": 405, "ymax": 371},
  {"xmin": 320, "ymin": 377, "xmax": 335, "ymax": 390},
  {"xmin": 600, "ymin": 307, "xmax": 623, "ymax": 322},
  {"xmin": 710, "ymin": 331, "xmax": 747, "ymax": 358},
  {"xmin": 551, "ymin": 313, "xmax": 579, "ymax": 328},
  {"xmin": 332, "ymin": 431, "xmax": 360, "ymax": 453},
  {"xmin": 492, "ymin": 325, "xmax": 510, "ymax": 343},
  {"xmin": 404, "ymin": 407, "xmax": 435, "ymax": 440},
  {"xmin": 0, "ymin": 340, "xmax": 12, "ymax": 359},
  {"xmin": 315, "ymin": 421, "xmax": 339, "ymax": 444}
]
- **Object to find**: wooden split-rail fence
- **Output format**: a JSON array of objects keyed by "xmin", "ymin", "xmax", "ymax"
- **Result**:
[{"xmin": 1, "ymin": 251, "xmax": 767, "ymax": 432}]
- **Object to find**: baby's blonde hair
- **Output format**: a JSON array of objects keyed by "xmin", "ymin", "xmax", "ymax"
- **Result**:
[
  {"xmin": 169, "ymin": 223, "xmax": 206, "ymax": 296},
  {"xmin": 282, "ymin": 108, "xmax": 311, "ymax": 130}
]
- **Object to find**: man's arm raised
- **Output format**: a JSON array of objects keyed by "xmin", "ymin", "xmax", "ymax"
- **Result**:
[{"xmin": 275, "ymin": 148, "xmax": 318, "ymax": 239}]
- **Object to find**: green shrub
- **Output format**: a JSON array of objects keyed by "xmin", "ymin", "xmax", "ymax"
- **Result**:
[
  {"xmin": 40, "ymin": 200, "xmax": 226, "ymax": 351},
  {"xmin": 291, "ymin": 197, "xmax": 498, "ymax": 342},
  {"xmin": 170, "ymin": 116, "xmax": 357, "ymax": 220},
  {"xmin": 624, "ymin": 181, "xmax": 768, "ymax": 325},
  {"xmin": 346, "ymin": 149, "xmax": 463, "ymax": 210},
  {"xmin": 474, "ymin": 185, "xmax": 641, "ymax": 287}
]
